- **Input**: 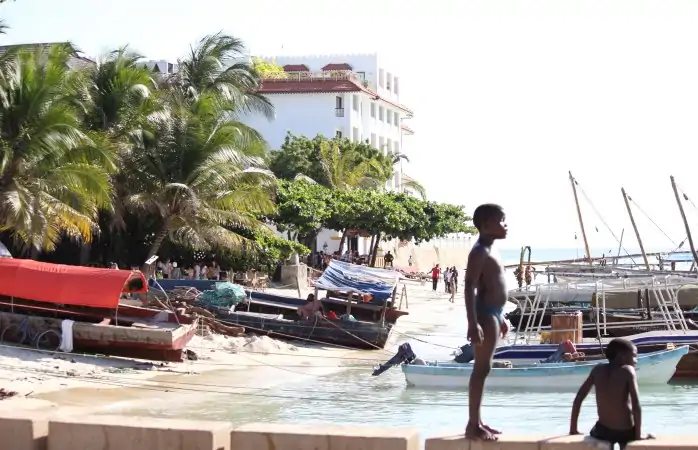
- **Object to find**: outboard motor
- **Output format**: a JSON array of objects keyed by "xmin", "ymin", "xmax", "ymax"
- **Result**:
[
  {"xmin": 372, "ymin": 343, "xmax": 416, "ymax": 376},
  {"xmin": 453, "ymin": 344, "xmax": 475, "ymax": 363}
]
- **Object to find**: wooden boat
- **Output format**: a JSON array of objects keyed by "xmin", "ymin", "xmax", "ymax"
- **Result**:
[
  {"xmin": 382, "ymin": 343, "xmax": 688, "ymax": 389},
  {"xmin": 0, "ymin": 259, "xmax": 198, "ymax": 362},
  {"xmin": 207, "ymin": 308, "xmax": 391, "ymax": 349}
]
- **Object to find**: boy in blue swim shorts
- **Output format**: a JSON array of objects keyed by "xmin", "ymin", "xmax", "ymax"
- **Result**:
[{"xmin": 464, "ymin": 204, "xmax": 508, "ymax": 441}]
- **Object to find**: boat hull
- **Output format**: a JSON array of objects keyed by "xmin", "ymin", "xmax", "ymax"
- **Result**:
[
  {"xmin": 402, "ymin": 346, "xmax": 688, "ymax": 389},
  {"xmin": 0, "ymin": 306, "xmax": 198, "ymax": 362},
  {"xmin": 495, "ymin": 331, "xmax": 698, "ymax": 362},
  {"xmin": 213, "ymin": 311, "xmax": 392, "ymax": 350}
]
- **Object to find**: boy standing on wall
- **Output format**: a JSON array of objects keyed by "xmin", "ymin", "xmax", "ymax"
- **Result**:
[{"xmin": 464, "ymin": 204, "xmax": 509, "ymax": 441}]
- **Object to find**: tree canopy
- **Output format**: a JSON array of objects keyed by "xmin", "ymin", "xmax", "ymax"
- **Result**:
[
  {"xmin": 268, "ymin": 133, "xmax": 393, "ymax": 188},
  {"xmin": 273, "ymin": 179, "xmax": 475, "ymax": 245}
]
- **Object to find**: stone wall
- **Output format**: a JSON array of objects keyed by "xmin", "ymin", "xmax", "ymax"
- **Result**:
[{"xmin": 0, "ymin": 412, "xmax": 695, "ymax": 450}]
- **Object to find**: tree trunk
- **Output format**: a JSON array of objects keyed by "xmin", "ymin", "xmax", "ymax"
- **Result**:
[
  {"xmin": 79, "ymin": 243, "xmax": 91, "ymax": 265},
  {"xmin": 142, "ymin": 224, "xmax": 168, "ymax": 273},
  {"xmin": 30, "ymin": 245, "xmax": 40, "ymax": 261},
  {"xmin": 368, "ymin": 235, "xmax": 377, "ymax": 261},
  {"xmin": 370, "ymin": 234, "xmax": 381, "ymax": 267},
  {"xmin": 338, "ymin": 229, "xmax": 348, "ymax": 254}
]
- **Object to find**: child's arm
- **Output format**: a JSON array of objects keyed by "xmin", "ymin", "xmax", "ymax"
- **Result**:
[
  {"xmin": 626, "ymin": 367, "xmax": 642, "ymax": 440},
  {"xmin": 570, "ymin": 369, "xmax": 595, "ymax": 434}
]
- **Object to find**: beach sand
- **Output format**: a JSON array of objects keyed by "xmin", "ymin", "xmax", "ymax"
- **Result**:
[{"xmin": 0, "ymin": 281, "xmax": 462, "ymax": 415}]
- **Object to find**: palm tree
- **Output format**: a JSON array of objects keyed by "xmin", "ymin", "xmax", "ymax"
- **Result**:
[
  {"xmin": 0, "ymin": 44, "xmax": 113, "ymax": 253},
  {"xmin": 170, "ymin": 32, "xmax": 273, "ymax": 119},
  {"xmin": 76, "ymin": 47, "xmax": 159, "ymax": 262},
  {"xmin": 123, "ymin": 90, "xmax": 276, "ymax": 260},
  {"xmin": 318, "ymin": 140, "xmax": 387, "ymax": 190},
  {"xmin": 387, "ymin": 151, "xmax": 427, "ymax": 200}
]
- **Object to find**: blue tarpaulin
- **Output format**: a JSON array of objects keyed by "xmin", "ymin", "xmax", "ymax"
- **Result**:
[{"xmin": 314, "ymin": 260, "xmax": 401, "ymax": 302}]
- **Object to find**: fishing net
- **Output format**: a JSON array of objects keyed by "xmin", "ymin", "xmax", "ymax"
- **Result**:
[{"xmin": 198, "ymin": 282, "xmax": 246, "ymax": 308}]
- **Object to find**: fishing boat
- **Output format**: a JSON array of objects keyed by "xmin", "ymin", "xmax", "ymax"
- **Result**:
[
  {"xmin": 498, "ymin": 276, "xmax": 698, "ymax": 378},
  {"xmin": 373, "ymin": 343, "xmax": 687, "ymax": 389},
  {"xmin": 198, "ymin": 260, "xmax": 406, "ymax": 349},
  {"xmin": 0, "ymin": 258, "xmax": 198, "ymax": 362}
]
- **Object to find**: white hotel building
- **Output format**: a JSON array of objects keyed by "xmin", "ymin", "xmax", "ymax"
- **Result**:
[
  {"xmin": 140, "ymin": 53, "xmax": 421, "ymax": 257},
  {"xmin": 241, "ymin": 53, "xmax": 415, "ymax": 255}
]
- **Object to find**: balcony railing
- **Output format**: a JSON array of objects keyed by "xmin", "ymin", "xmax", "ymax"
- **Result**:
[
  {"xmin": 335, "ymin": 108, "xmax": 345, "ymax": 117},
  {"xmin": 260, "ymin": 70, "xmax": 367, "ymax": 84}
]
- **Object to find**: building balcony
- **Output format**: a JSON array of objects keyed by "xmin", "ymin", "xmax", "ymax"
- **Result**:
[{"xmin": 335, "ymin": 108, "xmax": 345, "ymax": 117}]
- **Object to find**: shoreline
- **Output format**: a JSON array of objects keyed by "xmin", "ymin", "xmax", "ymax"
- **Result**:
[{"xmin": 0, "ymin": 281, "xmax": 452, "ymax": 416}]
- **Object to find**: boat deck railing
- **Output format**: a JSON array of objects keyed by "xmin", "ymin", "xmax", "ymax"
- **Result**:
[{"xmin": 509, "ymin": 276, "xmax": 698, "ymax": 344}]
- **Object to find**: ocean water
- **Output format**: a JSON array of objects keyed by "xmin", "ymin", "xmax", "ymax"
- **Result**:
[{"xmin": 117, "ymin": 247, "xmax": 698, "ymax": 441}]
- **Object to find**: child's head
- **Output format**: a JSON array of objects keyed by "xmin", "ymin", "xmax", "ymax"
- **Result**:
[
  {"xmin": 606, "ymin": 338, "xmax": 637, "ymax": 366},
  {"xmin": 473, "ymin": 204, "xmax": 507, "ymax": 239}
]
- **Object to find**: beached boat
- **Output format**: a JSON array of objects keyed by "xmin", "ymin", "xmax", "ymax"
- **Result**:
[
  {"xmin": 373, "ymin": 343, "xmax": 688, "ymax": 389},
  {"xmin": 201, "ymin": 261, "xmax": 406, "ymax": 349},
  {"xmin": 208, "ymin": 309, "xmax": 392, "ymax": 349},
  {"xmin": 0, "ymin": 258, "xmax": 198, "ymax": 362}
]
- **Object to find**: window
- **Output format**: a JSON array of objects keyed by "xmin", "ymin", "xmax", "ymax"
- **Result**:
[
  {"xmin": 394, "ymin": 77, "xmax": 400, "ymax": 94},
  {"xmin": 379, "ymin": 137, "xmax": 385, "ymax": 152},
  {"xmin": 336, "ymin": 130, "xmax": 343, "ymax": 138},
  {"xmin": 352, "ymin": 127, "xmax": 359, "ymax": 142},
  {"xmin": 370, "ymin": 133, "xmax": 377, "ymax": 148},
  {"xmin": 370, "ymin": 103, "xmax": 376, "ymax": 118},
  {"xmin": 379, "ymin": 107, "xmax": 384, "ymax": 121},
  {"xmin": 386, "ymin": 139, "xmax": 392, "ymax": 154},
  {"xmin": 387, "ymin": 73, "xmax": 392, "ymax": 91},
  {"xmin": 387, "ymin": 111, "xmax": 392, "ymax": 125},
  {"xmin": 379, "ymin": 69, "xmax": 385, "ymax": 88},
  {"xmin": 394, "ymin": 142, "xmax": 399, "ymax": 155},
  {"xmin": 335, "ymin": 96, "xmax": 344, "ymax": 117},
  {"xmin": 352, "ymin": 95, "xmax": 359, "ymax": 111},
  {"xmin": 394, "ymin": 112, "xmax": 399, "ymax": 124}
]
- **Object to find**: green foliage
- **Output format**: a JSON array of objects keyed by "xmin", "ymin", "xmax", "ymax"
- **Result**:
[
  {"xmin": 217, "ymin": 223, "xmax": 309, "ymax": 273},
  {"xmin": 268, "ymin": 133, "xmax": 393, "ymax": 187},
  {"xmin": 251, "ymin": 57, "xmax": 286, "ymax": 79},
  {"xmin": 272, "ymin": 179, "xmax": 334, "ymax": 238},
  {"xmin": 274, "ymin": 179, "xmax": 475, "ymax": 245}
]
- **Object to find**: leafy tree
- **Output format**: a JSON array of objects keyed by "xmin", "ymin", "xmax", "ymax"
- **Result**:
[
  {"xmin": 251, "ymin": 57, "xmax": 286, "ymax": 79},
  {"xmin": 272, "ymin": 179, "xmax": 334, "ymax": 241},
  {"xmin": 169, "ymin": 32, "xmax": 273, "ymax": 119},
  {"xmin": 122, "ymin": 89, "xmax": 276, "ymax": 260},
  {"xmin": 0, "ymin": 44, "xmax": 113, "ymax": 253},
  {"xmin": 269, "ymin": 133, "xmax": 392, "ymax": 187}
]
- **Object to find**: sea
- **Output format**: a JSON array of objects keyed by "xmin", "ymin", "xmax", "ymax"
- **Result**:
[{"xmin": 119, "ymin": 247, "xmax": 698, "ymax": 442}]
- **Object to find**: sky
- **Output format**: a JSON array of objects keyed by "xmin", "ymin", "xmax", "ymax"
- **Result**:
[{"xmin": 3, "ymin": 0, "xmax": 698, "ymax": 250}]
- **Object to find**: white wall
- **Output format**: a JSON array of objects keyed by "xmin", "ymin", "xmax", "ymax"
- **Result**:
[{"xmin": 243, "ymin": 93, "xmax": 351, "ymax": 149}]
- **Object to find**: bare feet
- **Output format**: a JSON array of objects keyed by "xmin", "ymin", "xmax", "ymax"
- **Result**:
[
  {"xmin": 465, "ymin": 422, "xmax": 498, "ymax": 441},
  {"xmin": 481, "ymin": 421, "xmax": 501, "ymax": 435}
]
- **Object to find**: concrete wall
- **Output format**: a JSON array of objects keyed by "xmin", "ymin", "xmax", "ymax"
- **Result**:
[{"xmin": 0, "ymin": 412, "xmax": 693, "ymax": 450}]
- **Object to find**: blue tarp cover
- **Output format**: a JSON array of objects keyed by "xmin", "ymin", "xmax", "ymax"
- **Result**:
[{"xmin": 314, "ymin": 260, "xmax": 400, "ymax": 302}]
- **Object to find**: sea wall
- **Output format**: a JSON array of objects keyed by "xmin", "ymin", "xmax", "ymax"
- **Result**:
[{"xmin": 0, "ymin": 411, "xmax": 695, "ymax": 450}]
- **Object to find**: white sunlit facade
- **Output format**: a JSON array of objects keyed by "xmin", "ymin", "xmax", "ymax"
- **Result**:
[{"xmin": 240, "ymin": 53, "xmax": 415, "ymax": 255}]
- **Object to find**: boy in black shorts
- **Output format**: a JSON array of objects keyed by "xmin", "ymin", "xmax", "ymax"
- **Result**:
[{"xmin": 570, "ymin": 338, "xmax": 654, "ymax": 449}]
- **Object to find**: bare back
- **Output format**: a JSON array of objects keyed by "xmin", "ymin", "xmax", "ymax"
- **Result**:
[
  {"xmin": 591, "ymin": 364, "xmax": 635, "ymax": 430},
  {"xmin": 470, "ymin": 244, "xmax": 507, "ymax": 310}
]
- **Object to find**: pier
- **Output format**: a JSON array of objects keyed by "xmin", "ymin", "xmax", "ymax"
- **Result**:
[{"xmin": 0, "ymin": 410, "xmax": 694, "ymax": 450}]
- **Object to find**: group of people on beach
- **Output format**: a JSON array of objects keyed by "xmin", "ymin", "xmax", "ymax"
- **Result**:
[{"xmin": 465, "ymin": 203, "xmax": 653, "ymax": 448}]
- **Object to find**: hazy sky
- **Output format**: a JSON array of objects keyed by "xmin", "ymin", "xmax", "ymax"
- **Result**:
[{"xmin": 3, "ymin": 0, "xmax": 698, "ymax": 250}]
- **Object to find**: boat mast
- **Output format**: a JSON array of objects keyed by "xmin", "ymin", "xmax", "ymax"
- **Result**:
[
  {"xmin": 670, "ymin": 175, "xmax": 698, "ymax": 269},
  {"xmin": 569, "ymin": 171, "xmax": 592, "ymax": 264},
  {"xmin": 621, "ymin": 188, "xmax": 650, "ymax": 271}
]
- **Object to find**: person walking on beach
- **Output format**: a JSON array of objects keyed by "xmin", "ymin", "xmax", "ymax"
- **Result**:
[
  {"xmin": 570, "ymin": 338, "xmax": 654, "ymax": 449},
  {"xmin": 444, "ymin": 268, "xmax": 452, "ymax": 294},
  {"xmin": 431, "ymin": 264, "xmax": 440, "ymax": 291},
  {"xmin": 464, "ymin": 204, "xmax": 508, "ymax": 441},
  {"xmin": 451, "ymin": 266, "xmax": 459, "ymax": 293}
]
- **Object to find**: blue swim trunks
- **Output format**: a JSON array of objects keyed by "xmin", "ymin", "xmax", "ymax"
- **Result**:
[{"xmin": 476, "ymin": 303, "xmax": 504, "ymax": 325}]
